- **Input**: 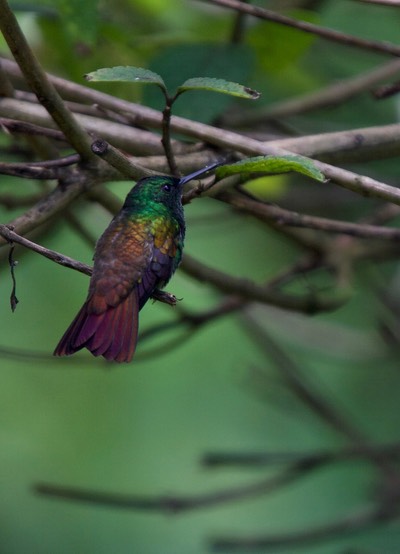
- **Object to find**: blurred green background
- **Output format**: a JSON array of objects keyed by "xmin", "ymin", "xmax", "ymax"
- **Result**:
[{"xmin": 1, "ymin": 1, "xmax": 400, "ymax": 553}]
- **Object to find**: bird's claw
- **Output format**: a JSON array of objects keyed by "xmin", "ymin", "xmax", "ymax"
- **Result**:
[{"xmin": 151, "ymin": 289, "xmax": 182, "ymax": 307}]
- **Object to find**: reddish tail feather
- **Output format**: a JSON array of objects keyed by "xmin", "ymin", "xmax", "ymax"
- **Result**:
[{"xmin": 53, "ymin": 290, "xmax": 139, "ymax": 363}]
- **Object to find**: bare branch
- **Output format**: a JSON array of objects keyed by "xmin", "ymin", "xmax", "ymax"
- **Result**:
[
  {"xmin": 0, "ymin": 97, "xmax": 171, "ymax": 155},
  {"xmin": 220, "ymin": 191, "xmax": 400, "ymax": 240},
  {"xmin": 203, "ymin": 442, "xmax": 400, "ymax": 468},
  {"xmin": 3, "ymin": 57, "xmax": 400, "ymax": 205},
  {"xmin": 353, "ymin": 0, "xmax": 400, "ymax": 6},
  {"xmin": 181, "ymin": 254, "xmax": 349, "ymax": 313},
  {"xmin": 271, "ymin": 123, "xmax": 400, "ymax": 164},
  {"xmin": 211, "ymin": 506, "xmax": 389, "ymax": 551},
  {"xmin": 0, "ymin": 57, "xmax": 14, "ymax": 97},
  {"xmin": 0, "ymin": 117, "xmax": 66, "ymax": 140},
  {"xmin": 0, "ymin": 154, "xmax": 80, "ymax": 179},
  {"xmin": 200, "ymin": 0, "xmax": 400, "ymax": 57},
  {"xmin": 222, "ymin": 58, "xmax": 400, "ymax": 126},
  {"xmin": 0, "ymin": 0, "xmax": 93, "ymax": 159},
  {"xmin": 34, "ymin": 460, "xmax": 320, "ymax": 513},
  {"xmin": 241, "ymin": 312, "xmax": 400, "ymax": 485},
  {"xmin": 373, "ymin": 80, "xmax": 400, "ymax": 99},
  {"xmin": 90, "ymin": 139, "xmax": 155, "ymax": 180},
  {"xmin": 0, "ymin": 162, "xmax": 117, "ymax": 246},
  {"xmin": 0, "ymin": 225, "xmax": 92, "ymax": 275}
]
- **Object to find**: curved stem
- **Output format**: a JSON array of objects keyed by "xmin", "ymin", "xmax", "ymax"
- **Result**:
[{"xmin": 161, "ymin": 92, "xmax": 179, "ymax": 175}]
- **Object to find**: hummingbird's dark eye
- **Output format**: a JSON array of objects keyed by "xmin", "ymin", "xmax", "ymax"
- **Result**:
[{"xmin": 163, "ymin": 184, "xmax": 171, "ymax": 192}]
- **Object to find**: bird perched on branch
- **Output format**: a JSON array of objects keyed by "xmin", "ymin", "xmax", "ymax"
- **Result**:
[{"xmin": 54, "ymin": 163, "xmax": 219, "ymax": 363}]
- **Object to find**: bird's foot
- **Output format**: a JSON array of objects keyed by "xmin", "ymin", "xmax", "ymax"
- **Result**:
[{"xmin": 151, "ymin": 289, "xmax": 182, "ymax": 307}]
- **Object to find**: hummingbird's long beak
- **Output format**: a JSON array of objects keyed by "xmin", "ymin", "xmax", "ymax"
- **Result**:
[{"xmin": 178, "ymin": 161, "xmax": 223, "ymax": 186}]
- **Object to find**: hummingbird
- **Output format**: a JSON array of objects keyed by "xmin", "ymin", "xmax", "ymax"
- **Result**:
[{"xmin": 53, "ymin": 163, "xmax": 220, "ymax": 363}]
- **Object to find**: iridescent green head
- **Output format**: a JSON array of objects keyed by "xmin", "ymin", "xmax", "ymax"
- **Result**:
[
  {"xmin": 122, "ymin": 162, "xmax": 222, "ymax": 212},
  {"xmin": 123, "ymin": 175, "xmax": 181, "ymax": 212}
]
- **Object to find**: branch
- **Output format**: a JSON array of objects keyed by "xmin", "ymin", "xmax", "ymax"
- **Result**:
[
  {"xmin": 0, "ymin": 117, "xmax": 66, "ymax": 140},
  {"xmin": 243, "ymin": 314, "xmax": 366, "ymax": 444},
  {"xmin": 0, "ymin": 163, "xmax": 58, "ymax": 180},
  {"xmin": 211, "ymin": 506, "xmax": 389, "ymax": 551},
  {"xmin": 90, "ymin": 139, "xmax": 155, "ymax": 180},
  {"xmin": 0, "ymin": 97, "xmax": 171, "ymax": 155},
  {"xmin": 0, "ymin": 0, "xmax": 93, "ymax": 160},
  {"xmin": 241, "ymin": 313, "xmax": 400, "ymax": 482},
  {"xmin": 161, "ymin": 95, "xmax": 179, "ymax": 175},
  {"xmin": 0, "ymin": 163, "xmax": 117, "ymax": 246},
  {"xmin": 230, "ymin": 0, "xmax": 248, "ymax": 43},
  {"xmin": 0, "ymin": 225, "xmax": 92, "ymax": 275},
  {"xmin": 0, "ymin": 56, "xmax": 14, "ymax": 96},
  {"xmin": 0, "ymin": 154, "xmax": 80, "ymax": 179},
  {"xmin": 0, "ymin": 222, "xmax": 345, "ymax": 315},
  {"xmin": 181, "ymin": 254, "xmax": 350, "ymax": 314},
  {"xmin": 139, "ymin": 296, "xmax": 245, "ymax": 347},
  {"xmin": 201, "ymin": 0, "xmax": 400, "ymax": 57},
  {"xmin": 373, "ymin": 80, "xmax": 400, "ymax": 99},
  {"xmin": 271, "ymin": 123, "xmax": 400, "ymax": 164},
  {"xmin": 353, "ymin": 0, "xmax": 400, "ymax": 5},
  {"xmin": 6, "ymin": 94, "xmax": 400, "ymax": 166},
  {"xmin": 220, "ymin": 191, "xmax": 400, "ymax": 240},
  {"xmin": 222, "ymin": 58, "xmax": 400, "ymax": 125},
  {"xmin": 4, "ymin": 57, "xmax": 400, "ymax": 205},
  {"xmin": 35, "ymin": 460, "xmax": 320, "ymax": 513},
  {"xmin": 203, "ymin": 442, "xmax": 400, "ymax": 468}
]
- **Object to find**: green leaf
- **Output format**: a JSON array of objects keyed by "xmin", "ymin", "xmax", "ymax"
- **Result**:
[
  {"xmin": 84, "ymin": 66, "xmax": 166, "ymax": 91},
  {"xmin": 143, "ymin": 43, "xmax": 255, "ymax": 123},
  {"xmin": 177, "ymin": 77, "xmax": 260, "ymax": 99},
  {"xmin": 216, "ymin": 155, "xmax": 325, "ymax": 182}
]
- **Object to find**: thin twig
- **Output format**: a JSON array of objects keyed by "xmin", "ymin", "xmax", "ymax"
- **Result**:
[
  {"xmin": 241, "ymin": 312, "xmax": 400, "ymax": 487},
  {"xmin": 138, "ymin": 297, "xmax": 245, "ymax": 347},
  {"xmin": 0, "ymin": 117, "xmax": 66, "ymax": 140},
  {"xmin": 220, "ymin": 191, "xmax": 400, "ymax": 240},
  {"xmin": 0, "ymin": 154, "xmax": 80, "ymax": 179},
  {"xmin": 222, "ymin": 58, "xmax": 400, "ymax": 126},
  {"xmin": 211, "ymin": 506, "xmax": 389, "ymax": 551},
  {"xmin": 270, "ymin": 123, "xmax": 400, "ymax": 164},
  {"xmin": 161, "ymin": 96, "xmax": 179, "ymax": 175},
  {"xmin": 243, "ymin": 313, "xmax": 367, "ymax": 444},
  {"xmin": 373, "ymin": 80, "xmax": 400, "ymax": 99},
  {"xmin": 35, "ymin": 459, "xmax": 321, "ymax": 513},
  {"xmin": 0, "ymin": 225, "xmax": 92, "ymax": 275},
  {"xmin": 201, "ymin": 0, "xmax": 400, "ymax": 57},
  {"xmin": 181, "ymin": 254, "xmax": 350, "ymax": 313},
  {"xmin": 0, "ymin": 159, "xmax": 121, "ymax": 248},
  {"xmin": 230, "ymin": 0, "xmax": 249, "ymax": 43},
  {"xmin": 0, "ymin": 163, "xmax": 57, "ymax": 179},
  {"xmin": 203, "ymin": 442, "xmax": 400, "ymax": 468}
]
